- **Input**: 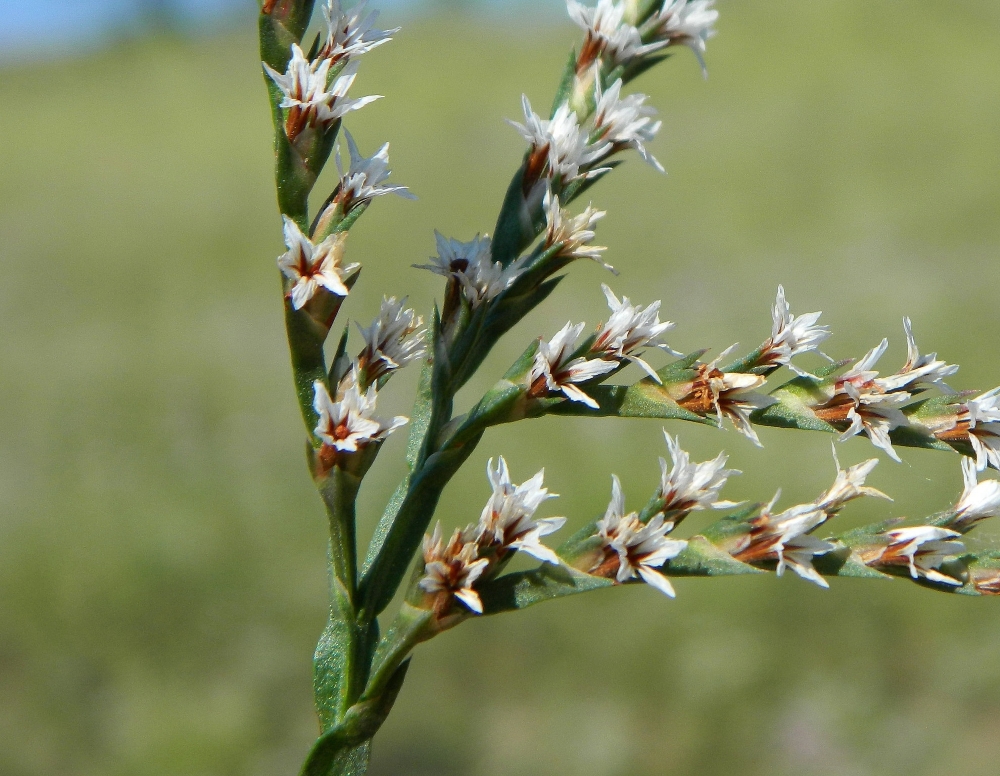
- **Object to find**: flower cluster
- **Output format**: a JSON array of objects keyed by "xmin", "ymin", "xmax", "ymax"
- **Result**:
[
  {"xmin": 811, "ymin": 319, "xmax": 958, "ymax": 462},
  {"xmin": 865, "ymin": 527, "xmax": 966, "ymax": 587},
  {"xmin": 656, "ymin": 431, "xmax": 740, "ymax": 521},
  {"xmin": 753, "ymin": 285, "xmax": 831, "ymax": 376},
  {"xmin": 527, "ymin": 286, "xmax": 676, "ymax": 407},
  {"xmin": 528, "ymin": 322, "xmax": 619, "ymax": 408},
  {"xmin": 333, "ymin": 130, "xmax": 414, "ymax": 214},
  {"xmin": 312, "ymin": 369, "xmax": 407, "ymax": 455},
  {"xmin": 418, "ymin": 458, "xmax": 565, "ymax": 617},
  {"xmin": 543, "ymin": 189, "xmax": 612, "ymax": 271},
  {"xmin": 319, "ymin": 0, "xmax": 397, "ymax": 65},
  {"xmin": 925, "ymin": 387, "xmax": 1000, "ymax": 471},
  {"xmin": 592, "ymin": 475, "xmax": 688, "ymax": 597},
  {"xmin": 567, "ymin": 1, "xmax": 719, "ymax": 73},
  {"xmin": 645, "ymin": 1, "xmax": 720, "ymax": 74},
  {"xmin": 278, "ymin": 216, "xmax": 359, "ymax": 311},
  {"xmin": 263, "ymin": 0, "xmax": 393, "ymax": 142},
  {"xmin": 510, "ymin": 73, "xmax": 664, "ymax": 191},
  {"xmin": 415, "ymin": 233, "xmax": 522, "ymax": 309},
  {"xmin": 356, "ymin": 296, "xmax": 427, "ymax": 388},
  {"xmin": 731, "ymin": 457, "xmax": 886, "ymax": 587},
  {"xmin": 676, "ymin": 347, "xmax": 773, "ymax": 447}
]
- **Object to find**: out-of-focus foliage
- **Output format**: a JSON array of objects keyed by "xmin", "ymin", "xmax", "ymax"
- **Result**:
[{"xmin": 1, "ymin": 2, "xmax": 999, "ymax": 774}]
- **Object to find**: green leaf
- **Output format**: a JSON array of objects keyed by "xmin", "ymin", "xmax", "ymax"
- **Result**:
[
  {"xmin": 665, "ymin": 537, "xmax": 763, "ymax": 577},
  {"xmin": 550, "ymin": 49, "xmax": 579, "ymax": 115},
  {"xmin": 751, "ymin": 397, "xmax": 837, "ymax": 434},
  {"xmin": 545, "ymin": 382, "xmax": 709, "ymax": 424},
  {"xmin": 479, "ymin": 564, "xmax": 615, "ymax": 614}
]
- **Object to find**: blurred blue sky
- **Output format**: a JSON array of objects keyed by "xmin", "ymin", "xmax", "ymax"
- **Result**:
[{"xmin": 0, "ymin": 0, "xmax": 548, "ymax": 57}]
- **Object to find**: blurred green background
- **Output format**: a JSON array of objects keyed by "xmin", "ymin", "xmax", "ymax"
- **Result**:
[{"xmin": 2, "ymin": 1, "xmax": 1000, "ymax": 774}]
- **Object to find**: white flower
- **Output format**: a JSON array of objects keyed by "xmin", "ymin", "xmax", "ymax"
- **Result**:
[
  {"xmin": 595, "ymin": 475, "xmax": 687, "ymax": 597},
  {"xmin": 529, "ymin": 322, "xmax": 619, "ymax": 409},
  {"xmin": 678, "ymin": 349, "xmax": 774, "ymax": 447},
  {"xmin": 508, "ymin": 96, "xmax": 611, "ymax": 185},
  {"xmin": 733, "ymin": 497, "xmax": 835, "ymax": 589},
  {"xmin": 420, "ymin": 523, "xmax": 490, "ymax": 615},
  {"xmin": 591, "ymin": 285, "xmax": 677, "ymax": 381},
  {"xmin": 336, "ymin": 130, "xmax": 414, "ymax": 209},
  {"xmin": 949, "ymin": 456, "xmax": 1000, "ymax": 532},
  {"xmin": 320, "ymin": 0, "xmax": 398, "ymax": 64},
  {"xmin": 828, "ymin": 339, "xmax": 910, "ymax": 462},
  {"xmin": 839, "ymin": 387, "xmax": 910, "ymax": 463},
  {"xmin": 961, "ymin": 387, "xmax": 1000, "ymax": 471},
  {"xmin": 312, "ymin": 371, "xmax": 407, "ymax": 452},
  {"xmin": 657, "ymin": 431, "xmax": 740, "ymax": 517},
  {"xmin": 543, "ymin": 189, "xmax": 612, "ymax": 270},
  {"xmin": 415, "ymin": 233, "xmax": 522, "ymax": 308},
  {"xmin": 760, "ymin": 285, "xmax": 831, "ymax": 376},
  {"xmin": 645, "ymin": 0, "xmax": 719, "ymax": 74},
  {"xmin": 876, "ymin": 318, "xmax": 958, "ymax": 394},
  {"xmin": 592, "ymin": 77, "xmax": 663, "ymax": 172},
  {"xmin": 814, "ymin": 454, "xmax": 891, "ymax": 514},
  {"xmin": 475, "ymin": 457, "xmax": 566, "ymax": 564},
  {"xmin": 356, "ymin": 296, "xmax": 427, "ymax": 384},
  {"xmin": 870, "ymin": 526, "xmax": 965, "ymax": 586},
  {"xmin": 277, "ymin": 216, "xmax": 359, "ymax": 310},
  {"xmin": 264, "ymin": 50, "xmax": 380, "ymax": 140},
  {"xmin": 567, "ymin": 0, "xmax": 664, "ymax": 67}
]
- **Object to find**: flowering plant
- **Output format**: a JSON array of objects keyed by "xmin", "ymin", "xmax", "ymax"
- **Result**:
[{"xmin": 257, "ymin": 2, "xmax": 1000, "ymax": 774}]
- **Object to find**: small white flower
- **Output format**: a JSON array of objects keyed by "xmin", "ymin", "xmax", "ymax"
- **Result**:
[
  {"xmin": 543, "ymin": 189, "xmax": 612, "ymax": 270},
  {"xmin": 595, "ymin": 475, "xmax": 687, "ymax": 597},
  {"xmin": 356, "ymin": 296, "xmax": 427, "ymax": 384},
  {"xmin": 415, "ymin": 233, "xmax": 522, "ymax": 308},
  {"xmin": 420, "ymin": 524, "xmax": 490, "ymax": 615},
  {"xmin": 968, "ymin": 387, "xmax": 1000, "ymax": 428},
  {"xmin": 336, "ymin": 130, "xmax": 414, "ymax": 209},
  {"xmin": 733, "ymin": 497, "xmax": 835, "ymax": 589},
  {"xmin": 826, "ymin": 339, "xmax": 910, "ymax": 462},
  {"xmin": 870, "ymin": 526, "xmax": 965, "ymax": 586},
  {"xmin": 760, "ymin": 285, "xmax": 831, "ymax": 376},
  {"xmin": 814, "ymin": 454, "xmax": 891, "ymax": 514},
  {"xmin": 657, "ymin": 431, "xmax": 740, "ymax": 517},
  {"xmin": 264, "ymin": 50, "xmax": 380, "ymax": 140},
  {"xmin": 678, "ymin": 349, "xmax": 774, "ymax": 447},
  {"xmin": 949, "ymin": 456, "xmax": 1000, "ymax": 532},
  {"xmin": 312, "ymin": 371, "xmax": 407, "ymax": 452},
  {"xmin": 277, "ymin": 216, "xmax": 359, "ymax": 310},
  {"xmin": 529, "ymin": 322, "xmax": 619, "ymax": 409},
  {"xmin": 876, "ymin": 318, "xmax": 958, "ymax": 394},
  {"xmin": 475, "ymin": 457, "xmax": 566, "ymax": 565},
  {"xmin": 645, "ymin": 0, "xmax": 719, "ymax": 74},
  {"xmin": 592, "ymin": 77, "xmax": 663, "ymax": 172},
  {"xmin": 591, "ymin": 285, "xmax": 677, "ymax": 381},
  {"xmin": 320, "ymin": 0, "xmax": 398, "ymax": 64},
  {"xmin": 567, "ymin": 0, "xmax": 664, "ymax": 67},
  {"xmin": 961, "ymin": 387, "xmax": 1000, "ymax": 471},
  {"xmin": 508, "ymin": 96, "xmax": 611, "ymax": 185}
]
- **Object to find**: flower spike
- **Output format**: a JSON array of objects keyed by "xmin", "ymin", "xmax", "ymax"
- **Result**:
[
  {"xmin": 757, "ymin": 285, "xmax": 832, "ymax": 376},
  {"xmin": 592, "ymin": 77, "xmax": 663, "ymax": 172},
  {"xmin": 866, "ymin": 527, "xmax": 965, "ymax": 586},
  {"xmin": 543, "ymin": 189, "xmax": 612, "ymax": 270}
]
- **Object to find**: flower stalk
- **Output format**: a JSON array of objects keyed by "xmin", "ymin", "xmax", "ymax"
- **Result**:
[{"xmin": 255, "ymin": 3, "xmax": 997, "ymax": 774}]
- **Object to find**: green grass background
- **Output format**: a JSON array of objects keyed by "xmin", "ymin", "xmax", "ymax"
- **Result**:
[{"xmin": 2, "ymin": 1, "xmax": 1000, "ymax": 774}]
